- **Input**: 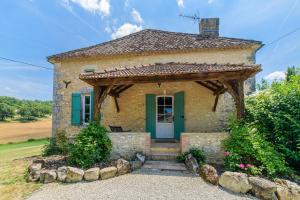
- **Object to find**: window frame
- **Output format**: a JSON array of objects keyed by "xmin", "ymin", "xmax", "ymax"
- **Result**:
[{"xmin": 81, "ymin": 94, "xmax": 92, "ymax": 124}]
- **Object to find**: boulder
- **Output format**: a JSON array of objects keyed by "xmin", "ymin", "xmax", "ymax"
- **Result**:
[
  {"xmin": 136, "ymin": 153, "xmax": 146, "ymax": 164},
  {"xmin": 27, "ymin": 163, "xmax": 42, "ymax": 182},
  {"xmin": 219, "ymin": 172, "xmax": 252, "ymax": 193},
  {"xmin": 40, "ymin": 170, "xmax": 57, "ymax": 184},
  {"xmin": 100, "ymin": 167, "xmax": 117, "ymax": 180},
  {"xmin": 199, "ymin": 164, "xmax": 219, "ymax": 185},
  {"xmin": 65, "ymin": 167, "xmax": 84, "ymax": 183},
  {"xmin": 185, "ymin": 154, "xmax": 199, "ymax": 173},
  {"xmin": 275, "ymin": 179, "xmax": 300, "ymax": 200},
  {"xmin": 130, "ymin": 160, "xmax": 143, "ymax": 171},
  {"xmin": 249, "ymin": 177, "xmax": 277, "ymax": 200},
  {"xmin": 116, "ymin": 159, "xmax": 130, "ymax": 175},
  {"xmin": 57, "ymin": 166, "xmax": 67, "ymax": 182},
  {"xmin": 84, "ymin": 167, "xmax": 100, "ymax": 181}
]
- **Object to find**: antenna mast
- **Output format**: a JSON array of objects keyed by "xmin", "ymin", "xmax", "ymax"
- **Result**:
[{"xmin": 179, "ymin": 12, "xmax": 201, "ymax": 23}]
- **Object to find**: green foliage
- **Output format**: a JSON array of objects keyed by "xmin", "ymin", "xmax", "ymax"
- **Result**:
[
  {"xmin": 67, "ymin": 122, "xmax": 112, "ymax": 168},
  {"xmin": 246, "ymin": 74, "xmax": 300, "ymax": 172},
  {"xmin": 176, "ymin": 148, "xmax": 206, "ymax": 165},
  {"xmin": 0, "ymin": 96, "xmax": 52, "ymax": 121},
  {"xmin": 43, "ymin": 131, "xmax": 69, "ymax": 156},
  {"xmin": 0, "ymin": 103, "xmax": 15, "ymax": 121},
  {"xmin": 224, "ymin": 120, "xmax": 291, "ymax": 178},
  {"xmin": 256, "ymin": 78, "xmax": 270, "ymax": 91},
  {"xmin": 286, "ymin": 66, "xmax": 299, "ymax": 82}
]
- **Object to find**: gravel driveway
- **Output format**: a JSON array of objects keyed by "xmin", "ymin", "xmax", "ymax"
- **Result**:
[{"xmin": 27, "ymin": 169, "xmax": 257, "ymax": 200}]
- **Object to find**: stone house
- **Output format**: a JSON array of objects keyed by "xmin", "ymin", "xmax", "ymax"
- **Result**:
[{"xmin": 48, "ymin": 18, "xmax": 262, "ymax": 163}]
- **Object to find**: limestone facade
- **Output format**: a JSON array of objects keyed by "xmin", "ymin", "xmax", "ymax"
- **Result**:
[{"xmin": 52, "ymin": 47, "xmax": 257, "ymax": 137}]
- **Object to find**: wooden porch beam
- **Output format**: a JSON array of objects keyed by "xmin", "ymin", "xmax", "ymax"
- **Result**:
[
  {"xmin": 212, "ymin": 94, "xmax": 219, "ymax": 112},
  {"xmin": 195, "ymin": 81, "xmax": 217, "ymax": 93},
  {"xmin": 221, "ymin": 79, "xmax": 245, "ymax": 119},
  {"xmin": 83, "ymin": 71, "xmax": 252, "ymax": 86},
  {"xmin": 113, "ymin": 96, "xmax": 120, "ymax": 112},
  {"xmin": 93, "ymin": 84, "xmax": 114, "ymax": 120}
]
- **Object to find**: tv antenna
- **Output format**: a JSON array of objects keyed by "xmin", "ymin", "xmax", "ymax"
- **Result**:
[{"xmin": 179, "ymin": 11, "xmax": 201, "ymax": 23}]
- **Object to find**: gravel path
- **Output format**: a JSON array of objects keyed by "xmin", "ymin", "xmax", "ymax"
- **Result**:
[{"xmin": 27, "ymin": 169, "xmax": 257, "ymax": 200}]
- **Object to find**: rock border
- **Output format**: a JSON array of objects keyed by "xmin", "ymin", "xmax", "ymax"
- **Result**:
[
  {"xmin": 197, "ymin": 165, "xmax": 300, "ymax": 200},
  {"xmin": 27, "ymin": 153, "xmax": 146, "ymax": 184}
]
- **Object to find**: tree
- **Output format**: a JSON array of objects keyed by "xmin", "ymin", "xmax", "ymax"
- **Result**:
[
  {"xmin": 256, "ymin": 78, "xmax": 269, "ymax": 91},
  {"xmin": 0, "ymin": 103, "xmax": 15, "ymax": 121},
  {"xmin": 286, "ymin": 66, "xmax": 300, "ymax": 82}
]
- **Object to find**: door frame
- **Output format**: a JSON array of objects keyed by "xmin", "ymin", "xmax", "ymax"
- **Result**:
[{"xmin": 155, "ymin": 95, "xmax": 174, "ymax": 139}]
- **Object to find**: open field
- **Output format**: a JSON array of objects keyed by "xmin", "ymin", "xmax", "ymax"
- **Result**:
[
  {"xmin": 0, "ymin": 118, "xmax": 51, "ymax": 144},
  {"xmin": 0, "ymin": 139, "xmax": 49, "ymax": 200}
]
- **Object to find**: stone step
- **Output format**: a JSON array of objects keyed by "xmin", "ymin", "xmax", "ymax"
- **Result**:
[
  {"xmin": 149, "ymin": 152, "xmax": 179, "ymax": 161},
  {"xmin": 142, "ymin": 160, "xmax": 187, "ymax": 171},
  {"xmin": 151, "ymin": 147, "xmax": 181, "ymax": 153},
  {"xmin": 150, "ymin": 142, "xmax": 181, "ymax": 153}
]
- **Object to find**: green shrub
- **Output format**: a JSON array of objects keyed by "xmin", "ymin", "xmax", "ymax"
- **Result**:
[
  {"xmin": 246, "ymin": 75, "xmax": 300, "ymax": 172},
  {"xmin": 67, "ymin": 122, "xmax": 112, "ymax": 168},
  {"xmin": 43, "ymin": 131, "xmax": 69, "ymax": 156},
  {"xmin": 176, "ymin": 148, "xmax": 206, "ymax": 165},
  {"xmin": 223, "ymin": 120, "xmax": 291, "ymax": 178}
]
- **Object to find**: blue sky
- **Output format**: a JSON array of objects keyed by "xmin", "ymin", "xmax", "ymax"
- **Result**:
[{"xmin": 0, "ymin": 0, "xmax": 299, "ymax": 100}]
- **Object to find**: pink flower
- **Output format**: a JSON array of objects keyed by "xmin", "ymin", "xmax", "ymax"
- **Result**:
[
  {"xmin": 246, "ymin": 164, "xmax": 254, "ymax": 168},
  {"xmin": 224, "ymin": 151, "xmax": 230, "ymax": 156},
  {"xmin": 239, "ymin": 164, "xmax": 245, "ymax": 169}
]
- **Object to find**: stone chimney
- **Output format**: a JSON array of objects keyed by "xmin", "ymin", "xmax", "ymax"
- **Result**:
[{"xmin": 200, "ymin": 18, "xmax": 219, "ymax": 37}]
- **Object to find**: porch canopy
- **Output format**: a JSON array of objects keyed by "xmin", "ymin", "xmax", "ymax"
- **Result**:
[{"xmin": 79, "ymin": 62, "xmax": 261, "ymax": 120}]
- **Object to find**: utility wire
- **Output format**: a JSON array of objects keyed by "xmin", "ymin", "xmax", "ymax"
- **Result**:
[
  {"xmin": 264, "ymin": 25, "xmax": 300, "ymax": 47},
  {"xmin": 0, "ymin": 56, "xmax": 53, "ymax": 71}
]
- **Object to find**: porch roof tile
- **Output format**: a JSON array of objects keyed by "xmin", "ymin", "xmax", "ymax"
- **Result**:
[{"xmin": 79, "ymin": 62, "xmax": 261, "ymax": 80}]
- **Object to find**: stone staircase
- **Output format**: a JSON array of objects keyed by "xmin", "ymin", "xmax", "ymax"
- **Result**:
[
  {"xmin": 142, "ymin": 142, "xmax": 188, "ymax": 172},
  {"xmin": 149, "ymin": 142, "xmax": 181, "ymax": 161}
]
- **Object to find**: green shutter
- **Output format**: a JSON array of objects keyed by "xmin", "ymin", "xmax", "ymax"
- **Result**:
[
  {"xmin": 174, "ymin": 91, "xmax": 185, "ymax": 140},
  {"xmin": 71, "ymin": 93, "xmax": 81, "ymax": 125},
  {"xmin": 90, "ymin": 91, "xmax": 94, "ymax": 122},
  {"xmin": 146, "ymin": 94, "xmax": 156, "ymax": 139}
]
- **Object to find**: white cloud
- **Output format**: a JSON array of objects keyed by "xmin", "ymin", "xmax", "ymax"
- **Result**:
[
  {"xmin": 124, "ymin": 0, "xmax": 130, "ymax": 8},
  {"xmin": 208, "ymin": 0, "xmax": 215, "ymax": 4},
  {"xmin": 177, "ymin": 0, "xmax": 184, "ymax": 8},
  {"xmin": 131, "ymin": 8, "xmax": 143, "ymax": 24},
  {"xmin": 64, "ymin": 0, "xmax": 110, "ymax": 16},
  {"xmin": 111, "ymin": 23, "xmax": 142, "ymax": 39},
  {"xmin": 104, "ymin": 26, "xmax": 112, "ymax": 33},
  {"xmin": 0, "ymin": 77, "xmax": 52, "ymax": 100},
  {"xmin": 264, "ymin": 71, "xmax": 286, "ymax": 81}
]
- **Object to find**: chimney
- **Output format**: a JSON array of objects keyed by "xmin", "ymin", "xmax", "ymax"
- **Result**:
[{"xmin": 200, "ymin": 18, "xmax": 219, "ymax": 37}]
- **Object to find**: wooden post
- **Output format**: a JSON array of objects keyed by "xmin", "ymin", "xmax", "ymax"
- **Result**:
[
  {"xmin": 114, "ymin": 96, "xmax": 120, "ymax": 112},
  {"xmin": 93, "ymin": 86, "xmax": 101, "ymax": 121},
  {"xmin": 221, "ymin": 79, "xmax": 245, "ymax": 119},
  {"xmin": 93, "ymin": 85, "xmax": 114, "ymax": 121}
]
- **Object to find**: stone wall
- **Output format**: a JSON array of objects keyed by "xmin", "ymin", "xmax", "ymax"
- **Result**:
[
  {"xmin": 181, "ymin": 132, "xmax": 229, "ymax": 164},
  {"xmin": 108, "ymin": 132, "xmax": 151, "ymax": 160},
  {"xmin": 52, "ymin": 48, "xmax": 256, "ymax": 137}
]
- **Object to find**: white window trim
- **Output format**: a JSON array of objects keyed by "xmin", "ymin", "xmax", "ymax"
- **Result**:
[{"xmin": 81, "ymin": 94, "xmax": 91, "ymax": 125}]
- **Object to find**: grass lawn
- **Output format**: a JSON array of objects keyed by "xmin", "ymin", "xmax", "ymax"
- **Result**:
[{"xmin": 0, "ymin": 139, "xmax": 49, "ymax": 200}]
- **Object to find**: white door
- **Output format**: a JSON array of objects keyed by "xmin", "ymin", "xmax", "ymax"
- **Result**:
[{"xmin": 156, "ymin": 96, "xmax": 174, "ymax": 138}]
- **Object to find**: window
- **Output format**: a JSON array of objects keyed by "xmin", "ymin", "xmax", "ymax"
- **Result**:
[
  {"xmin": 157, "ymin": 96, "xmax": 173, "ymax": 123},
  {"xmin": 82, "ymin": 94, "xmax": 91, "ymax": 123}
]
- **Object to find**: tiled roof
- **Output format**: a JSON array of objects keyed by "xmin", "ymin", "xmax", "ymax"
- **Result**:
[
  {"xmin": 79, "ymin": 62, "xmax": 261, "ymax": 80},
  {"xmin": 48, "ymin": 29, "xmax": 262, "ymax": 61}
]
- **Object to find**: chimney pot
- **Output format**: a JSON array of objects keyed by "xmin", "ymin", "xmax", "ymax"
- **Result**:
[{"xmin": 200, "ymin": 18, "xmax": 219, "ymax": 37}]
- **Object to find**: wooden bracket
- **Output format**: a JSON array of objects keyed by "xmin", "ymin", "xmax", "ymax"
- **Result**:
[{"xmin": 221, "ymin": 79, "xmax": 245, "ymax": 119}]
